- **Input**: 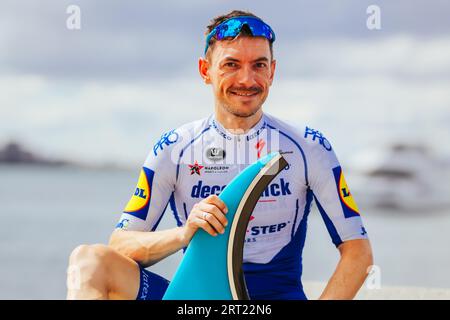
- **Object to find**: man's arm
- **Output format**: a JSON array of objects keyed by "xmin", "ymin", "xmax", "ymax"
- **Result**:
[
  {"xmin": 319, "ymin": 239, "xmax": 373, "ymax": 300},
  {"xmin": 109, "ymin": 227, "xmax": 187, "ymax": 267},
  {"xmin": 109, "ymin": 195, "xmax": 228, "ymax": 267},
  {"xmin": 301, "ymin": 126, "xmax": 372, "ymax": 299}
]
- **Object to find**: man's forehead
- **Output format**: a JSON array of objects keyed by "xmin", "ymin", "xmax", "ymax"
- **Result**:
[{"xmin": 212, "ymin": 37, "xmax": 271, "ymax": 61}]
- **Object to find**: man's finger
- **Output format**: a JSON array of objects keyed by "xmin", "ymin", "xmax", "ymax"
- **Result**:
[
  {"xmin": 205, "ymin": 195, "xmax": 228, "ymax": 214},
  {"xmin": 202, "ymin": 212, "xmax": 226, "ymax": 234},
  {"xmin": 194, "ymin": 217, "xmax": 217, "ymax": 236},
  {"xmin": 198, "ymin": 202, "xmax": 228, "ymax": 228}
]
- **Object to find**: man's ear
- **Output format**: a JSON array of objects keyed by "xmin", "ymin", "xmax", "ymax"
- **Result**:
[{"xmin": 198, "ymin": 57, "xmax": 211, "ymax": 84}]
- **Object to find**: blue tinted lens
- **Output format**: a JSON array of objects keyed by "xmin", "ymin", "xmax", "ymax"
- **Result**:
[
  {"xmin": 216, "ymin": 17, "xmax": 275, "ymax": 41},
  {"xmin": 215, "ymin": 19, "xmax": 245, "ymax": 40},
  {"xmin": 246, "ymin": 19, "xmax": 275, "ymax": 41}
]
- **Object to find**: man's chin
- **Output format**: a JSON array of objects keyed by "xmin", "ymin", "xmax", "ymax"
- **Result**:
[
  {"xmin": 231, "ymin": 111, "xmax": 256, "ymax": 118},
  {"xmin": 222, "ymin": 103, "xmax": 261, "ymax": 118}
]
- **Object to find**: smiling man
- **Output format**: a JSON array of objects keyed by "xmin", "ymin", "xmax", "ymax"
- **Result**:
[{"xmin": 67, "ymin": 10, "xmax": 373, "ymax": 300}]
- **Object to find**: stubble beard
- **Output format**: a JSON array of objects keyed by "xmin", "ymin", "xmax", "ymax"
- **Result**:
[
  {"xmin": 221, "ymin": 103, "xmax": 260, "ymax": 118},
  {"xmin": 219, "ymin": 94, "xmax": 267, "ymax": 118}
]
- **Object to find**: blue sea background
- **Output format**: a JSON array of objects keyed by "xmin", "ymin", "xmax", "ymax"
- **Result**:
[{"xmin": 1, "ymin": 164, "xmax": 450, "ymax": 299}]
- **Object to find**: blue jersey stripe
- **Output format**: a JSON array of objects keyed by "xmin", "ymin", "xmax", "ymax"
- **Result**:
[
  {"xmin": 291, "ymin": 199, "xmax": 300, "ymax": 239},
  {"xmin": 169, "ymin": 192, "xmax": 183, "ymax": 227},
  {"xmin": 296, "ymin": 188, "xmax": 313, "ymax": 257},
  {"xmin": 151, "ymin": 198, "xmax": 170, "ymax": 231},
  {"xmin": 314, "ymin": 194, "xmax": 343, "ymax": 247},
  {"xmin": 183, "ymin": 202, "xmax": 189, "ymax": 220},
  {"xmin": 266, "ymin": 123, "xmax": 309, "ymax": 186}
]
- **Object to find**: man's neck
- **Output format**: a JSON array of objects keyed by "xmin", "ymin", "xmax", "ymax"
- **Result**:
[{"xmin": 214, "ymin": 106, "xmax": 263, "ymax": 134}]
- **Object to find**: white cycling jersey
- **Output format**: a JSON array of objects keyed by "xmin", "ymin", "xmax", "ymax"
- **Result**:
[{"xmin": 116, "ymin": 112, "xmax": 368, "ymax": 299}]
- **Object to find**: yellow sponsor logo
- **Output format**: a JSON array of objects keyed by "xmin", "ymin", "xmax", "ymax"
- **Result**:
[
  {"xmin": 338, "ymin": 170, "xmax": 360, "ymax": 215},
  {"xmin": 124, "ymin": 169, "xmax": 150, "ymax": 213}
]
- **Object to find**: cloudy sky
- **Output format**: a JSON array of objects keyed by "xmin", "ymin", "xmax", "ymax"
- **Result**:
[{"xmin": 1, "ymin": 0, "xmax": 449, "ymax": 167}]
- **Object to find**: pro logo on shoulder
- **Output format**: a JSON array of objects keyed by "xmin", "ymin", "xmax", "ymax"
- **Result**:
[
  {"xmin": 153, "ymin": 129, "xmax": 179, "ymax": 156},
  {"xmin": 123, "ymin": 167, "xmax": 155, "ymax": 220},
  {"xmin": 332, "ymin": 166, "xmax": 360, "ymax": 218}
]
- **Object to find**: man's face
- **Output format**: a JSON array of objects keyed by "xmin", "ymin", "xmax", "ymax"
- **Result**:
[{"xmin": 200, "ymin": 36, "xmax": 276, "ymax": 118}]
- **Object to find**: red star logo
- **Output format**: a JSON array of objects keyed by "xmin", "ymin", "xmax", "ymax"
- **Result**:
[{"xmin": 189, "ymin": 161, "xmax": 204, "ymax": 175}]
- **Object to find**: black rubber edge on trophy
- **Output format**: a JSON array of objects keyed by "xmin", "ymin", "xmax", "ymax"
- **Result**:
[{"xmin": 231, "ymin": 155, "xmax": 289, "ymax": 300}]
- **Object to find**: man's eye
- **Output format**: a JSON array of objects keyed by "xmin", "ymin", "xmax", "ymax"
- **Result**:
[
  {"xmin": 256, "ymin": 63, "xmax": 267, "ymax": 68},
  {"xmin": 224, "ymin": 62, "xmax": 237, "ymax": 68}
]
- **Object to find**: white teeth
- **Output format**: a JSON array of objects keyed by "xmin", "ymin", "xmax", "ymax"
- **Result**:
[{"xmin": 232, "ymin": 92, "xmax": 256, "ymax": 96}]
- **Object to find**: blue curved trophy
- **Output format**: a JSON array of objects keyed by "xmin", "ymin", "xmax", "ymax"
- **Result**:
[{"xmin": 163, "ymin": 152, "xmax": 289, "ymax": 300}]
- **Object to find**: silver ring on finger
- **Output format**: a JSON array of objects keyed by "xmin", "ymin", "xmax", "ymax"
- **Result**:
[{"xmin": 202, "ymin": 212, "xmax": 209, "ymax": 220}]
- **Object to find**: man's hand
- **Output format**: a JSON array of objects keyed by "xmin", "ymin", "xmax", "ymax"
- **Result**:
[{"xmin": 181, "ymin": 195, "xmax": 229, "ymax": 245}]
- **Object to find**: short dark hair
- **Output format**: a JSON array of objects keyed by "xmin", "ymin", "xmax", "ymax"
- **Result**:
[{"xmin": 205, "ymin": 10, "xmax": 274, "ymax": 60}]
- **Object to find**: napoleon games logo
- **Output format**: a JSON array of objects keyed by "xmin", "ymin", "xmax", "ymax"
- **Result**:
[
  {"xmin": 203, "ymin": 165, "xmax": 230, "ymax": 174},
  {"xmin": 189, "ymin": 161, "xmax": 204, "ymax": 176}
]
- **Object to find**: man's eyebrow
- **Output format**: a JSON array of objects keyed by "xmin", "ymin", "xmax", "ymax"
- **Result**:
[
  {"xmin": 252, "ymin": 57, "xmax": 270, "ymax": 63},
  {"xmin": 220, "ymin": 57, "xmax": 270, "ymax": 63},
  {"xmin": 221, "ymin": 57, "xmax": 240, "ymax": 63}
]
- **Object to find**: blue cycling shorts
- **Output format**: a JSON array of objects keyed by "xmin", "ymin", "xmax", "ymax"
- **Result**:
[
  {"xmin": 136, "ymin": 265, "xmax": 170, "ymax": 300},
  {"xmin": 135, "ymin": 265, "xmax": 307, "ymax": 300}
]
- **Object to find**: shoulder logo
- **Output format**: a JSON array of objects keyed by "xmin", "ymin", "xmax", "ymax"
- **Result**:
[
  {"xmin": 304, "ymin": 126, "xmax": 332, "ymax": 151},
  {"xmin": 116, "ymin": 218, "xmax": 130, "ymax": 230},
  {"xmin": 153, "ymin": 129, "xmax": 179, "ymax": 156},
  {"xmin": 332, "ymin": 166, "xmax": 360, "ymax": 218},
  {"xmin": 123, "ymin": 167, "xmax": 155, "ymax": 220},
  {"xmin": 361, "ymin": 226, "xmax": 368, "ymax": 236}
]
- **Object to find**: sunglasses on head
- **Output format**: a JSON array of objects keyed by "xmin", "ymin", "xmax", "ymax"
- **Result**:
[{"xmin": 204, "ymin": 16, "xmax": 276, "ymax": 55}]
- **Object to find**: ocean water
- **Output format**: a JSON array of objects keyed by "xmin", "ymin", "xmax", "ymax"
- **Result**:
[{"xmin": 0, "ymin": 165, "xmax": 449, "ymax": 299}]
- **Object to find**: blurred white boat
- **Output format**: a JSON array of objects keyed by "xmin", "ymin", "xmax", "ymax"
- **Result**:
[{"xmin": 347, "ymin": 143, "xmax": 450, "ymax": 212}]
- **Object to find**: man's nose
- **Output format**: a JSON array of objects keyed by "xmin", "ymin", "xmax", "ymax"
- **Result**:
[{"xmin": 236, "ymin": 65, "xmax": 257, "ymax": 87}]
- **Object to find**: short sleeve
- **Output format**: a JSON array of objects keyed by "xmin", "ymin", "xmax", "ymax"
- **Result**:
[
  {"xmin": 304, "ymin": 126, "xmax": 368, "ymax": 247},
  {"xmin": 115, "ymin": 129, "xmax": 180, "ymax": 232}
]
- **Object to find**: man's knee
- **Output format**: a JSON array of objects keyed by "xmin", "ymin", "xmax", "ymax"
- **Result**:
[
  {"xmin": 69, "ymin": 244, "xmax": 113, "ymax": 275},
  {"xmin": 67, "ymin": 244, "xmax": 116, "ymax": 299}
]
